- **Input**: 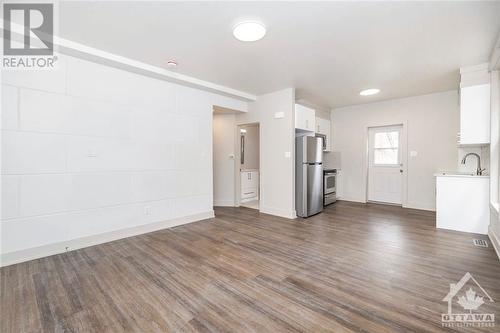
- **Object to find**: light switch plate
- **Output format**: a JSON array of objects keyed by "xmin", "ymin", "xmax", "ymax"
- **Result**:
[
  {"xmin": 410, "ymin": 150, "xmax": 418, "ymax": 157},
  {"xmin": 284, "ymin": 152, "xmax": 291, "ymax": 158}
]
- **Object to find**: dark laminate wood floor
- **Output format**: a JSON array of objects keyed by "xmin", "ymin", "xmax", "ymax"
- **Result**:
[{"xmin": 1, "ymin": 201, "xmax": 500, "ymax": 332}]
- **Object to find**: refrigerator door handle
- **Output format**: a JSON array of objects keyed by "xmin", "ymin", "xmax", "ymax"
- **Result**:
[{"xmin": 302, "ymin": 164, "xmax": 307, "ymax": 214}]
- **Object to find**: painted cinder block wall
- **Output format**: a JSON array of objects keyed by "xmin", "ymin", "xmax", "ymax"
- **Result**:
[{"xmin": 0, "ymin": 54, "xmax": 247, "ymax": 265}]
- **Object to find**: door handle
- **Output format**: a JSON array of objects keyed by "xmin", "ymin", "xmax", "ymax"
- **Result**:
[{"xmin": 400, "ymin": 169, "xmax": 403, "ymax": 173}]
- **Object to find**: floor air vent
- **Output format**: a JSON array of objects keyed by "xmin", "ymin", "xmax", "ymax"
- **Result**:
[{"xmin": 473, "ymin": 239, "xmax": 488, "ymax": 247}]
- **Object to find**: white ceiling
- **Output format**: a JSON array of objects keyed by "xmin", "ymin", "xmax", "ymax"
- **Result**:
[{"xmin": 59, "ymin": 1, "xmax": 500, "ymax": 108}]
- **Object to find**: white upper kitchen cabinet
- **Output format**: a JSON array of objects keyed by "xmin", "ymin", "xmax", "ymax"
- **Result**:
[
  {"xmin": 315, "ymin": 117, "xmax": 332, "ymax": 151},
  {"xmin": 459, "ymin": 64, "xmax": 491, "ymax": 145},
  {"xmin": 459, "ymin": 84, "xmax": 491, "ymax": 145},
  {"xmin": 295, "ymin": 104, "xmax": 315, "ymax": 132}
]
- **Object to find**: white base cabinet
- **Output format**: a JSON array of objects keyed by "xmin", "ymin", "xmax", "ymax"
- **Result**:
[
  {"xmin": 241, "ymin": 171, "xmax": 259, "ymax": 202},
  {"xmin": 436, "ymin": 175, "xmax": 489, "ymax": 234}
]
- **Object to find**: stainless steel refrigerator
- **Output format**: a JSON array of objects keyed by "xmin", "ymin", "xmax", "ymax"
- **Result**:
[{"xmin": 295, "ymin": 136, "xmax": 323, "ymax": 217}]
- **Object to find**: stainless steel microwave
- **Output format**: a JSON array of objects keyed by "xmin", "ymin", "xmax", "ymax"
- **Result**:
[{"xmin": 315, "ymin": 133, "xmax": 327, "ymax": 151}]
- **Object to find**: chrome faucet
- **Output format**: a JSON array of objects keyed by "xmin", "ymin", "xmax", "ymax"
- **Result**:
[{"xmin": 461, "ymin": 153, "xmax": 485, "ymax": 175}]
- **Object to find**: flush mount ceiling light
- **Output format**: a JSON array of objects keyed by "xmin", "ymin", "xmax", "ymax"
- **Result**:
[
  {"xmin": 166, "ymin": 60, "xmax": 177, "ymax": 67},
  {"xmin": 233, "ymin": 21, "xmax": 266, "ymax": 42},
  {"xmin": 359, "ymin": 88, "xmax": 380, "ymax": 96}
]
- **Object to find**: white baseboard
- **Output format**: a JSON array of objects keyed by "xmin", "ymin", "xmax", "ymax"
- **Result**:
[
  {"xmin": 404, "ymin": 201, "xmax": 436, "ymax": 212},
  {"xmin": 260, "ymin": 206, "xmax": 296, "ymax": 219},
  {"xmin": 213, "ymin": 200, "xmax": 236, "ymax": 207},
  {"xmin": 338, "ymin": 197, "xmax": 436, "ymax": 212},
  {"xmin": 336, "ymin": 196, "xmax": 366, "ymax": 203},
  {"xmin": 488, "ymin": 225, "xmax": 500, "ymax": 262},
  {"xmin": 0, "ymin": 211, "xmax": 214, "ymax": 267},
  {"xmin": 241, "ymin": 196, "xmax": 259, "ymax": 203}
]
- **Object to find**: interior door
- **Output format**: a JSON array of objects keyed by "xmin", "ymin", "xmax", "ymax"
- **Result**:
[{"xmin": 368, "ymin": 125, "xmax": 403, "ymax": 204}]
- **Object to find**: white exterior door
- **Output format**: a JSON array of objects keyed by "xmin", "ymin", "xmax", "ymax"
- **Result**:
[{"xmin": 368, "ymin": 125, "xmax": 403, "ymax": 204}]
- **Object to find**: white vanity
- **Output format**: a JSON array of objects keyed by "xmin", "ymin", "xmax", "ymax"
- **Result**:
[
  {"xmin": 435, "ymin": 173, "xmax": 490, "ymax": 234},
  {"xmin": 241, "ymin": 170, "xmax": 259, "ymax": 202}
]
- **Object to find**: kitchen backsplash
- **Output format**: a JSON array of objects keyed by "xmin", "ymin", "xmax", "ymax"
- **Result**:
[{"xmin": 458, "ymin": 146, "xmax": 490, "ymax": 174}]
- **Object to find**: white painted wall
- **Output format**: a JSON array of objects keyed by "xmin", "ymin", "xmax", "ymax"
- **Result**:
[
  {"xmin": 0, "ymin": 54, "xmax": 247, "ymax": 265},
  {"xmin": 213, "ymin": 113, "xmax": 237, "ymax": 206},
  {"xmin": 331, "ymin": 91, "xmax": 459, "ymax": 211},
  {"xmin": 236, "ymin": 88, "xmax": 296, "ymax": 218}
]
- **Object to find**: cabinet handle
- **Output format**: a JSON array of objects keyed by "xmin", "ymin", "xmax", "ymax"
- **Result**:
[{"xmin": 248, "ymin": 173, "xmax": 251, "ymax": 180}]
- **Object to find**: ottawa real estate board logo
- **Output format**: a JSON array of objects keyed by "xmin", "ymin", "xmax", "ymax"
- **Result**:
[
  {"xmin": 2, "ymin": 2, "xmax": 57, "ymax": 69},
  {"xmin": 442, "ymin": 272, "xmax": 495, "ymax": 328}
]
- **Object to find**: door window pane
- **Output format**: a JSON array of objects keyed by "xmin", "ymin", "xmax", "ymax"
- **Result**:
[
  {"xmin": 374, "ymin": 148, "xmax": 399, "ymax": 165},
  {"xmin": 374, "ymin": 131, "xmax": 399, "ymax": 148},
  {"xmin": 373, "ymin": 130, "xmax": 399, "ymax": 165}
]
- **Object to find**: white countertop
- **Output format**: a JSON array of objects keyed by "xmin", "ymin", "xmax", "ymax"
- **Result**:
[{"xmin": 434, "ymin": 171, "xmax": 489, "ymax": 178}]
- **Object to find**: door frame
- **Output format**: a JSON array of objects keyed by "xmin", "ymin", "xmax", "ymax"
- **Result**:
[
  {"xmin": 235, "ymin": 122, "xmax": 261, "ymax": 209},
  {"xmin": 363, "ymin": 122, "xmax": 408, "ymax": 207}
]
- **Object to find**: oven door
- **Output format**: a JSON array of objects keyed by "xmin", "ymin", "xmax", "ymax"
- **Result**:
[{"xmin": 324, "ymin": 173, "xmax": 336, "ymax": 195}]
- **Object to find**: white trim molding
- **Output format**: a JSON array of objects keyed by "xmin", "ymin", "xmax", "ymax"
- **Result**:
[
  {"xmin": 1, "ymin": 211, "xmax": 214, "ymax": 267},
  {"xmin": 213, "ymin": 200, "xmax": 236, "ymax": 207},
  {"xmin": 260, "ymin": 206, "xmax": 297, "ymax": 219},
  {"xmin": 489, "ymin": 203, "xmax": 500, "ymax": 261},
  {"xmin": 488, "ymin": 225, "xmax": 500, "ymax": 262}
]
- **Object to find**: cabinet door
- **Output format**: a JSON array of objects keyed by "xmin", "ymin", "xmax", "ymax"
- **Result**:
[
  {"xmin": 316, "ymin": 117, "xmax": 332, "ymax": 151},
  {"xmin": 305, "ymin": 109, "xmax": 315, "ymax": 131},
  {"xmin": 460, "ymin": 84, "xmax": 490, "ymax": 144},
  {"xmin": 295, "ymin": 104, "xmax": 306, "ymax": 129},
  {"xmin": 295, "ymin": 104, "xmax": 315, "ymax": 131},
  {"xmin": 241, "ymin": 172, "xmax": 251, "ymax": 189},
  {"xmin": 322, "ymin": 119, "xmax": 331, "ymax": 151}
]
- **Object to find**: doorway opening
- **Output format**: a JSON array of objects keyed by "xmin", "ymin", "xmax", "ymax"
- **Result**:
[
  {"xmin": 238, "ymin": 123, "xmax": 260, "ymax": 210},
  {"xmin": 367, "ymin": 125, "xmax": 404, "ymax": 205}
]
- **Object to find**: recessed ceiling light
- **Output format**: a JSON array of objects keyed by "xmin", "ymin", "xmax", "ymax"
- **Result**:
[
  {"xmin": 233, "ymin": 21, "xmax": 266, "ymax": 42},
  {"xmin": 360, "ymin": 88, "xmax": 380, "ymax": 96},
  {"xmin": 166, "ymin": 60, "xmax": 177, "ymax": 67}
]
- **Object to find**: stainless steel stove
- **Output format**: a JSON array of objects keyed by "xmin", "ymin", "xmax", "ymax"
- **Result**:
[{"xmin": 323, "ymin": 169, "xmax": 337, "ymax": 206}]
